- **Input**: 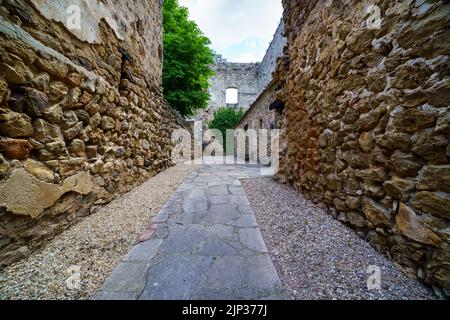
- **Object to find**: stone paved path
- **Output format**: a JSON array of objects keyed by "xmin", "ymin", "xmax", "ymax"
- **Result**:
[{"xmin": 95, "ymin": 163, "xmax": 284, "ymax": 300}]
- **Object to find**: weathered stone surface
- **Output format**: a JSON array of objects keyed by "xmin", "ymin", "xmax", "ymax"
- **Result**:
[
  {"xmin": 392, "ymin": 59, "xmax": 432, "ymax": 89},
  {"xmin": 0, "ymin": 61, "xmax": 33, "ymax": 85},
  {"xmin": 60, "ymin": 158, "xmax": 85, "ymax": 175},
  {"xmin": 0, "ymin": 138, "xmax": 33, "ymax": 160},
  {"xmin": 62, "ymin": 122, "xmax": 83, "ymax": 140},
  {"xmin": 0, "ymin": 153, "xmax": 10, "ymax": 176},
  {"xmin": 326, "ymin": 173, "xmax": 342, "ymax": 191},
  {"xmin": 355, "ymin": 110, "xmax": 382, "ymax": 132},
  {"xmin": 43, "ymin": 104, "xmax": 63, "ymax": 124},
  {"xmin": 74, "ymin": 109, "xmax": 90, "ymax": 125},
  {"xmin": 425, "ymin": 244, "xmax": 450, "ymax": 293},
  {"xmin": 100, "ymin": 116, "xmax": 115, "ymax": 130},
  {"xmin": 67, "ymin": 73, "xmax": 83, "ymax": 87},
  {"xmin": 355, "ymin": 168, "xmax": 387, "ymax": 182},
  {"xmin": 411, "ymin": 130, "xmax": 448, "ymax": 163},
  {"xmin": 387, "ymin": 151, "xmax": 424, "ymax": 177},
  {"xmin": 62, "ymin": 171, "xmax": 94, "ymax": 194},
  {"xmin": 413, "ymin": 192, "xmax": 450, "ymax": 220},
  {"xmin": 0, "ymin": 77, "xmax": 7, "ymax": 102},
  {"xmin": 374, "ymin": 133, "xmax": 411, "ymax": 152},
  {"xmin": 417, "ymin": 165, "xmax": 450, "ymax": 193},
  {"xmin": 35, "ymin": 56, "xmax": 69, "ymax": 79},
  {"xmin": 273, "ymin": 0, "xmax": 450, "ymax": 296},
  {"xmin": 9, "ymin": 87, "xmax": 48, "ymax": 117},
  {"xmin": 362, "ymin": 197, "xmax": 392, "ymax": 227},
  {"xmin": 358, "ymin": 132, "xmax": 374, "ymax": 152},
  {"xmin": 0, "ymin": 169, "xmax": 93, "ymax": 218},
  {"xmin": 392, "ymin": 107, "xmax": 437, "ymax": 133},
  {"xmin": 435, "ymin": 109, "xmax": 450, "ymax": 135},
  {"xmin": 48, "ymin": 81, "xmax": 68, "ymax": 102},
  {"xmin": 23, "ymin": 159, "xmax": 54, "ymax": 182},
  {"xmin": 396, "ymin": 203, "xmax": 442, "ymax": 247},
  {"xmin": 346, "ymin": 211, "xmax": 367, "ymax": 228},
  {"xmin": 31, "ymin": 72, "xmax": 50, "ymax": 92},
  {"xmin": 68, "ymin": 139, "xmax": 85, "ymax": 157},
  {"xmin": 0, "ymin": 0, "xmax": 188, "ymax": 270},
  {"xmin": 0, "ymin": 110, "xmax": 33, "ymax": 138},
  {"xmin": 383, "ymin": 176, "xmax": 415, "ymax": 201},
  {"xmin": 367, "ymin": 231, "xmax": 387, "ymax": 254},
  {"xmin": 32, "ymin": 118, "xmax": 64, "ymax": 144},
  {"xmin": 397, "ymin": 3, "xmax": 450, "ymax": 49}
]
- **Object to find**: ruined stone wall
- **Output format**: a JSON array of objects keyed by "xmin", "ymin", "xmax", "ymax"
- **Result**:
[
  {"xmin": 257, "ymin": 19, "xmax": 287, "ymax": 92},
  {"xmin": 0, "ymin": 0, "xmax": 186, "ymax": 266},
  {"xmin": 198, "ymin": 56, "xmax": 260, "ymax": 121},
  {"xmin": 236, "ymin": 83, "xmax": 280, "ymax": 130},
  {"xmin": 198, "ymin": 20, "xmax": 286, "ymax": 123},
  {"xmin": 278, "ymin": 0, "xmax": 450, "ymax": 296}
]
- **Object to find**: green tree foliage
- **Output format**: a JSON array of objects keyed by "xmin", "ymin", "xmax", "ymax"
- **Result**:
[
  {"xmin": 209, "ymin": 107, "xmax": 245, "ymax": 137},
  {"xmin": 163, "ymin": 0, "xmax": 214, "ymax": 116}
]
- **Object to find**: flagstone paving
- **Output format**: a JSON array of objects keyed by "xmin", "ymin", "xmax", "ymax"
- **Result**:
[{"xmin": 95, "ymin": 164, "xmax": 284, "ymax": 300}]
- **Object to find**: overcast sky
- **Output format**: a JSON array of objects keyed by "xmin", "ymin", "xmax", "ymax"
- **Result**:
[{"xmin": 178, "ymin": 0, "xmax": 283, "ymax": 63}]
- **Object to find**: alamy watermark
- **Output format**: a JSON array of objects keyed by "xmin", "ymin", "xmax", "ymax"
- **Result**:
[
  {"xmin": 324, "ymin": 1, "xmax": 382, "ymax": 30},
  {"xmin": 172, "ymin": 121, "xmax": 280, "ymax": 175},
  {"xmin": 65, "ymin": 265, "xmax": 81, "ymax": 290},
  {"xmin": 66, "ymin": 5, "xmax": 82, "ymax": 30},
  {"xmin": 367, "ymin": 265, "xmax": 381, "ymax": 290}
]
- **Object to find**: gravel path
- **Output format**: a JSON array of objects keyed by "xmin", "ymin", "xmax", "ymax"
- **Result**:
[
  {"xmin": 0, "ymin": 164, "xmax": 197, "ymax": 300},
  {"xmin": 241, "ymin": 177, "xmax": 436, "ymax": 300}
]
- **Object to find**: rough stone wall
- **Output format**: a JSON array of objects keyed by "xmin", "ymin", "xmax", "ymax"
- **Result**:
[
  {"xmin": 198, "ymin": 20, "xmax": 287, "ymax": 123},
  {"xmin": 0, "ymin": 0, "xmax": 186, "ymax": 266},
  {"xmin": 257, "ymin": 19, "xmax": 287, "ymax": 92},
  {"xmin": 196, "ymin": 55, "xmax": 260, "ymax": 122},
  {"xmin": 278, "ymin": 0, "xmax": 450, "ymax": 296},
  {"xmin": 236, "ymin": 82, "xmax": 282, "ymax": 131}
]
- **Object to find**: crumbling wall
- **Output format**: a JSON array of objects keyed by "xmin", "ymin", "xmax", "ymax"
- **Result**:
[
  {"xmin": 258, "ymin": 19, "xmax": 287, "ymax": 92},
  {"xmin": 198, "ymin": 56, "xmax": 260, "ymax": 122},
  {"xmin": 278, "ymin": 0, "xmax": 450, "ymax": 297},
  {"xmin": 199, "ymin": 20, "xmax": 287, "ymax": 123},
  {"xmin": 0, "ymin": 0, "xmax": 186, "ymax": 266}
]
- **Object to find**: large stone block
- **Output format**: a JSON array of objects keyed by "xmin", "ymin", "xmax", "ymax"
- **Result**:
[
  {"xmin": 0, "ymin": 169, "xmax": 93, "ymax": 218},
  {"xmin": 0, "ymin": 61, "xmax": 33, "ymax": 85},
  {"xmin": 383, "ymin": 176, "xmax": 415, "ymax": 201},
  {"xmin": 417, "ymin": 165, "xmax": 450, "ymax": 193},
  {"xmin": 392, "ymin": 107, "xmax": 437, "ymax": 133},
  {"xmin": 387, "ymin": 151, "xmax": 424, "ymax": 178},
  {"xmin": 362, "ymin": 197, "xmax": 393, "ymax": 227},
  {"xmin": 32, "ymin": 118, "xmax": 64, "ymax": 144},
  {"xmin": 412, "ymin": 191, "xmax": 450, "ymax": 220},
  {"xmin": 0, "ymin": 110, "xmax": 33, "ymax": 138},
  {"xmin": 0, "ymin": 138, "xmax": 33, "ymax": 160},
  {"xmin": 395, "ymin": 203, "xmax": 442, "ymax": 247},
  {"xmin": 9, "ymin": 86, "xmax": 48, "ymax": 117}
]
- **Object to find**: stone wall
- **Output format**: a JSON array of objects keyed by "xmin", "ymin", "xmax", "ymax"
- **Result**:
[
  {"xmin": 278, "ymin": 0, "xmax": 450, "ymax": 297},
  {"xmin": 197, "ymin": 56, "xmax": 260, "ymax": 122},
  {"xmin": 0, "ymin": 0, "xmax": 186, "ymax": 266},
  {"xmin": 197, "ymin": 20, "xmax": 287, "ymax": 123},
  {"xmin": 257, "ymin": 19, "xmax": 287, "ymax": 92}
]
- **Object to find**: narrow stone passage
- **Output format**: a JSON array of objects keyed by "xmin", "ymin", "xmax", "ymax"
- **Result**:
[{"xmin": 95, "ymin": 164, "xmax": 284, "ymax": 300}]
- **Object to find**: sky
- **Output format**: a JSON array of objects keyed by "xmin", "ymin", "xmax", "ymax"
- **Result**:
[{"xmin": 178, "ymin": 0, "xmax": 283, "ymax": 63}]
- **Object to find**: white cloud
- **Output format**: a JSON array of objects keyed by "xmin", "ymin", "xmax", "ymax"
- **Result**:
[{"xmin": 178, "ymin": 0, "xmax": 283, "ymax": 62}]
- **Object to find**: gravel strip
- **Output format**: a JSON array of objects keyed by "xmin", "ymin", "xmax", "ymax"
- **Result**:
[
  {"xmin": 241, "ymin": 177, "xmax": 436, "ymax": 300},
  {"xmin": 0, "ymin": 164, "xmax": 197, "ymax": 300}
]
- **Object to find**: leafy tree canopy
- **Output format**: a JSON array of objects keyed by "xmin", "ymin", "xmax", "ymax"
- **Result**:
[
  {"xmin": 163, "ymin": 0, "xmax": 214, "ymax": 116},
  {"xmin": 208, "ymin": 107, "xmax": 245, "ymax": 138}
]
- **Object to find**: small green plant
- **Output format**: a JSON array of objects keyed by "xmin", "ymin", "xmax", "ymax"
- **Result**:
[
  {"xmin": 208, "ymin": 107, "xmax": 245, "ymax": 153},
  {"xmin": 209, "ymin": 107, "xmax": 245, "ymax": 137}
]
